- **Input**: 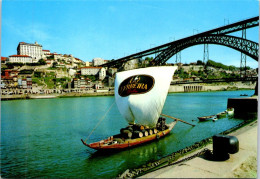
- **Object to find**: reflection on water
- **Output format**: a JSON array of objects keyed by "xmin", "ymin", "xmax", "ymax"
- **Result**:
[{"xmin": 1, "ymin": 90, "xmax": 256, "ymax": 178}]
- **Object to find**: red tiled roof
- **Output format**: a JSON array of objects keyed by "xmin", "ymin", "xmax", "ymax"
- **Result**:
[
  {"xmin": 9, "ymin": 55, "xmax": 31, "ymax": 57},
  {"xmin": 1, "ymin": 57, "xmax": 7, "ymax": 61},
  {"xmin": 43, "ymin": 50, "xmax": 50, "ymax": 52}
]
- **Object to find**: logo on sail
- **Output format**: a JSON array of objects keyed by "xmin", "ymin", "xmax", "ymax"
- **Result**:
[{"xmin": 118, "ymin": 75, "xmax": 155, "ymax": 97}]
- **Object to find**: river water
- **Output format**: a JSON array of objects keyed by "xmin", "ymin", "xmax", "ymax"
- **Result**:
[{"xmin": 1, "ymin": 90, "xmax": 256, "ymax": 178}]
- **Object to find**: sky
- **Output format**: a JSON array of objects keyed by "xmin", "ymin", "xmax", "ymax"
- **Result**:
[{"xmin": 1, "ymin": 0, "xmax": 259, "ymax": 68}]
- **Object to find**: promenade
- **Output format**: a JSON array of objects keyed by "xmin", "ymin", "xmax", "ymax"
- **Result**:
[{"xmin": 140, "ymin": 120, "xmax": 258, "ymax": 178}]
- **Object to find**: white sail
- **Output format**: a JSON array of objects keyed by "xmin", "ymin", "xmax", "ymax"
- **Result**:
[{"xmin": 115, "ymin": 66, "xmax": 177, "ymax": 127}]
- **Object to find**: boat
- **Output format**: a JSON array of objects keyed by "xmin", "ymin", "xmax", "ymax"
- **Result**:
[
  {"xmin": 227, "ymin": 107, "xmax": 234, "ymax": 115},
  {"xmin": 81, "ymin": 120, "xmax": 177, "ymax": 150},
  {"xmin": 197, "ymin": 115, "xmax": 216, "ymax": 121},
  {"xmin": 81, "ymin": 66, "xmax": 179, "ymax": 150},
  {"xmin": 216, "ymin": 111, "xmax": 227, "ymax": 118},
  {"xmin": 240, "ymin": 94, "xmax": 248, "ymax": 96},
  {"xmin": 212, "ymin": 117, "xmax": 218, "ymax": 122}
]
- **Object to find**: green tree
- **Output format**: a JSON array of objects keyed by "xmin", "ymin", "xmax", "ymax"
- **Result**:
[
  {"xmin": 38, "ymin": 59, "xmax": 46, "ymax": 65},
  {"xmin": 52, "ymin": 62, "xmax": 58, "ymax": 68},
  {"xmin": 197, "ymin": 60, "xmax": 204, "ymax": 65}
]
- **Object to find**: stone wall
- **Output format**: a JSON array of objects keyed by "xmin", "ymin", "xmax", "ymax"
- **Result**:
[{"xmin": 168, "ymin": 83, "xmax": 256, "ymax": 93}]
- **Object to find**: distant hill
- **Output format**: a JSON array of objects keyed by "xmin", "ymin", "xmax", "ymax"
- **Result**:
[{"xmin": 206, "ymin": 59, "xmax": 249, "ymax": 71}]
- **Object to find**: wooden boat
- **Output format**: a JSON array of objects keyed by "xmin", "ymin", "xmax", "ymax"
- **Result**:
[
  {"xmin": 81, "ymin": 121, "xmax": 177, "ymax": 150},
  {"xmin": 240, "ymin": 94, "xmax": 248, "ymax": 96},
  {"xmin": 82, "ymin": 66, "xmax": 180, "ymax": 150},
  {"xmin": 197, "ymin": 115, "xmax": 216, "ymax": 121},
  {"xmin": 227, "ymin": 107, "xmax": 234, "ymax": 115},
  {"xmin": 216, "ymin": 111, "xmax": 227, "ymax": 118}
]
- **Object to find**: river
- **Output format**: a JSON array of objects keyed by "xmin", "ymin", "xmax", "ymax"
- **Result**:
[{"xmin": 1, "ymin": 90, "xmax": 256, "ymax": 178}]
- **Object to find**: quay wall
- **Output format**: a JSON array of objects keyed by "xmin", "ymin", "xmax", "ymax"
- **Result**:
[{"xmin": 168, "ymin": 83, "xmax": 256, "ymax": 93}]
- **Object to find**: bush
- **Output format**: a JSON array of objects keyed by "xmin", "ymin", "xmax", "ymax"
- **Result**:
[{"xmin": 19, "ymin": 69, "xmax": 34, "ymax": 74}]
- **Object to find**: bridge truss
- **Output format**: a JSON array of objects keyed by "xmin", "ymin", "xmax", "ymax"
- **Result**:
[{"xmin": 101, "ymin": 16, "xmax": 259, "ymax": 68}]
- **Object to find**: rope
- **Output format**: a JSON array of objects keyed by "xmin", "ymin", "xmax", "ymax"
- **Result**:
[{"xmin": 84, "ymin": 100, "xmax": 116, "ymax": 143}]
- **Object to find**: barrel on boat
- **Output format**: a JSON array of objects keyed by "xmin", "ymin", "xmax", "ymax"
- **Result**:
[
  {"xmin": 121, "ymin": 129, "xmax": 132, "ymax": 139},
  {"xmin": 148, "ymin": 129, "xmax": 153, "ymax": 135},
  {"xmin": 153, "ymin": 128, "xmax": 158, "ymax": 134},
  {"xmin": 133, "ymin": 131, "xmax": 143, "ymax": 138},
  {"xmin": 142, "ymin": 130, "xmax": 149, "ymax": 137}
]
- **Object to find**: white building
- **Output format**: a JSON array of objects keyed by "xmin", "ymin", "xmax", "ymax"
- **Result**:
[
  {"xmin": 42, "ymin": 50, "xmax": 51, "ymax": 55},
  {"xmin": 92, "ymin": 58, "xmax": 105, "ymax": 66},
  {"xmin": 8, "ymin": 55, "xmax": 33, "ymax": 63},
  {"xmin": 81, "ymin": 67, "xmax": 106, "ymax": 80},
  {"xmin": 123, "ymin": 59, "xmax": 139, "ymax": 71},
  {"xmin": 69, "ymin": 69, "xmax": 77, "ymax": 76},
  {"xmin": 85, "ymin": 61, "xmax": 92, "ymax": 66},
  {"xmin": 182, "ymin": 65, "xmax": 204, "ymax": 72},
  {"xmin": 99, "ymin": 68, "xmax": 106, "ymax": 80},
  {"xmin": 17, "ymin": 42, "xmax": 43, "ymax": 62}
]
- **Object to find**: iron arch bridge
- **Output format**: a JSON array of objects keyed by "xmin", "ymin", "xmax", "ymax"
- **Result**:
[
  {"xmin": 100, "ymin": 16, "xmax": 259, "ymax": 68},
  {"xmin": 153, "ymin": 34, "xmax": 258, "ymax": 66}
]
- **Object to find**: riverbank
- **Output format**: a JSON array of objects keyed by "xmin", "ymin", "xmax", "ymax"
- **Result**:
[
  {"xmin": 1, "ymin": 83, "xmax": 255, "ymax": 100},
  {"xmin": 120, "ymin": 119, "xmax": 258, "ymax": 178},
  {"xmin": 1, "ymin": 91, "xmax": 114, "ymax": 100}
]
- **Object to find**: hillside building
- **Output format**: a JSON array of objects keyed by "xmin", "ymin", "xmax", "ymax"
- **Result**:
[
  {"xmin": 92, "ymin": 58, "xmax": 105, "ymax": 66},
  {"xmin": 81, "ymin": 67, "xmax": 106, "ymax": 80},
  {"xmin": 8, "ymin": 55, "xmax": 33, "ymax": 63},
  {"xmin": 17, "ymin": 42, "xmax": 43, "ymax": 62}
]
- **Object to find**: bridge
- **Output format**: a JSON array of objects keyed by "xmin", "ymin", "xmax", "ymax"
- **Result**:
[{"xmin": 100, "ymin": 16, "xmax": 259, "ymax": 68}]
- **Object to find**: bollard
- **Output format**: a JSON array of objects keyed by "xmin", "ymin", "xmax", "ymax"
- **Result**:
[{"xmin": 213, "ymin": 135, "xmax": 239, "ymax": 161}]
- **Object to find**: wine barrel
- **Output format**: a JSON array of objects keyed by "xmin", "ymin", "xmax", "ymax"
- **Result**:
[
  {"xmin": 136, "ymin": 124, "xmax": 145, "ymax": 130},
  {"xmin": 142, "ymin": 130, "xmax": 149, "ymax": 137},
  {"xmin": 153, "ymin": 128, "xmax": 158, "ymax": 134},
  {"xmin": 133, "ymin": 131, "xmax": 143, "ymax": 138},
  {"xmin": 126, "ymin": 126, "xmax": 133, "ymax": 133},
  {"xmin": 148, "ymin": 129, "xmax": 153, "ymax": 135},
  {"xmin": 122, "ymin": 129, "xmax": 132, "ymax": 139},
  {"xmin": 114, "ymin": 138, "xmax": 124, "ymax": 144}
]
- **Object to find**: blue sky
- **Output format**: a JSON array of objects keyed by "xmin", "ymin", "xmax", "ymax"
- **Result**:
[{"xmin": 1, "ymin": 0, "xmax": 259, "ymax": 68}]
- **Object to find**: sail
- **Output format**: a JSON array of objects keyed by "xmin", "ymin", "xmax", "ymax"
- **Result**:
[{"xmin": 115, "ymin": 66, "xmax": 177, "ymax": 127}]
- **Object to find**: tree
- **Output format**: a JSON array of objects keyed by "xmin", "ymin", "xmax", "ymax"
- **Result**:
[
  {"xmin": 38, "ymin": 59, "xmax": 46, "ymax": 65},
  {"xmin": 197, "ymin": 60, "xmax": 204, "ymax": 65},
  {"xmin": 52, "ymin": 62, "xmax": 58, "ymax": 68}
]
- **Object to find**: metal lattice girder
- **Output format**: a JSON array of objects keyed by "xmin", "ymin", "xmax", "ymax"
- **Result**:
[
  {"xmin": 209, "ymin": 16, "xmax": 259, "ymax": 35},
  {"xmin": 101, "ymin": 16, "xmax": 259, "ymax": 68},
  {"xmin": 153, "ymin": 34, "xmax": 259, "ymax": 65}
]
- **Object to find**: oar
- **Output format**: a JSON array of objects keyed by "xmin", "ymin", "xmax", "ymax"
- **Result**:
[{"xmin": 161, "ymin": 113, "xmax": 195, "ymax": 127}]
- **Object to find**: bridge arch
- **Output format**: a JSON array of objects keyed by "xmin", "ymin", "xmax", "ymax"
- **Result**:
[{"xmin": 153, "ymin": 34, "xmax": 259, "ymax": 65}]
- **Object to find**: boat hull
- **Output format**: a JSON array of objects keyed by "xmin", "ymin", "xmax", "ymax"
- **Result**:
[
  {"xmin": 197, "ymin": 115, "xmax": 216, "ymax": 121},
  {"xmin": 227, "ymin": 108, "xmax": 234, "ymax": 115},
  {"xmin": 216, "ymin": 112, "xmax": 227, "ymax": 118},
  {"xmin": 81, "ymin": 121, "xmax": 177, "ymax": 150}
]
